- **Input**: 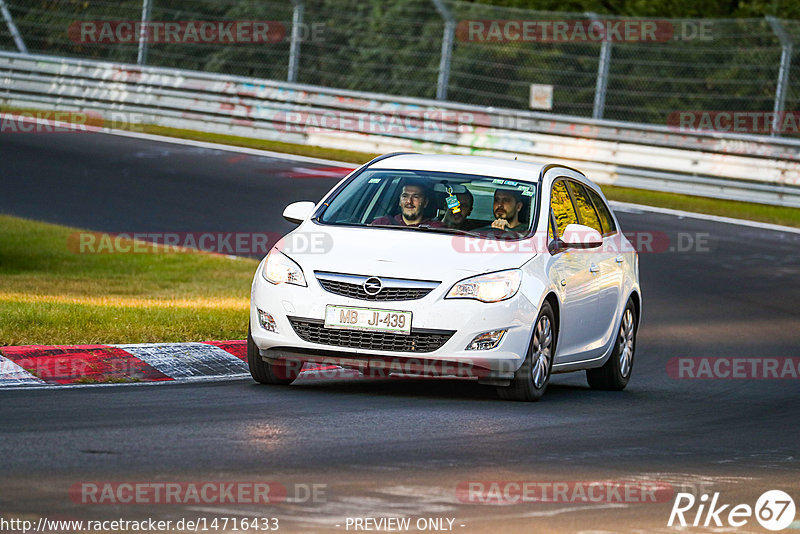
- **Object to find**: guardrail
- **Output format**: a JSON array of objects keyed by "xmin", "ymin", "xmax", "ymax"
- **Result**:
[{"xmin": 2, "ymin": 51, "xmax": 799, "ymax": 208}]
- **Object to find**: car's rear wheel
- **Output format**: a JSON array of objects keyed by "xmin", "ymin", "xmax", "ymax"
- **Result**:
[
  {"xmin": 586, "ymin": 299, "xmax": 637, "ymax": 390},
  {"xmin": 497, "ymin": 301, "xmax": 555, "ymax": 402},
  {"xmin": 247, "ymin": 323, "xmax": 300, "ymax": 385}
]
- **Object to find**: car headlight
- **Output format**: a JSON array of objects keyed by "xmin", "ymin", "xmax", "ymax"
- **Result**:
[
  {"xmin": 262, "ymin": 250, "xmax": 307, "ymax": 286},
  {"xmin": 446, "ymin": 269, "xmax": 522, "ymax": 303}
]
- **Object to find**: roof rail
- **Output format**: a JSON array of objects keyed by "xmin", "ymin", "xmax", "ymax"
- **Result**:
[{"xmin": 362, "ymin": 152, "xmax": 419, "ymax": 168}]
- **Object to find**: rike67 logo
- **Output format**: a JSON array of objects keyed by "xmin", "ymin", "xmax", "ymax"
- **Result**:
[{"xmin": 668, "ymin": 490, "xmax": 796, "ymax": 531}]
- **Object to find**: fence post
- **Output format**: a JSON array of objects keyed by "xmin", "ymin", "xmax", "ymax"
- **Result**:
[
  {"xmin": 431, "ymin": 0, "xmax": 455, "ymax": 101},
  {"xmin": 288, "ymin": 0, "xmax": 305, "ymax": 83},
  {"xmin": 137, "ymin": 0, "xmax": 152, "ymax": 65},
  {"xmin": 766, "ymin": 16, "xmax": 792, "ymax": 137},
  {"xmin": 0, "ymin": 0, "xmax": 27, "ymax": 53},
  {"xmin": 587, "ymin": 12, "xmax": 611, "ymax": 120}
]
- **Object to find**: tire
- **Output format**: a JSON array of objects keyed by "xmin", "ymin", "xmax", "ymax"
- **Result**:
[
  {"xmin": 247, "ymin": 323, "xmax": 300, "ymax": 385},
  {"xmin": 586, "ymin": 299, "xmax": 637, "ymax": 391},
  {"xmin": 497, "ymin": 301, "xmax": 556, "ymax": 402}
]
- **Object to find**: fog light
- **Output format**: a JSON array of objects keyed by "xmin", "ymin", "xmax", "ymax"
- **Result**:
[
  {"xmin": 257, "ymin": 308, "xmax": 278, "ymax": 333},
  {"xmin": 466, "ymin": 329, "xmax": 507, "ymax": 350}
]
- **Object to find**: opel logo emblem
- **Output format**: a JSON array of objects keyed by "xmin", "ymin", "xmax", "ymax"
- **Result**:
[{"xmin": 363, "ymin": 277, "xmax": 383, "ymax": 296}]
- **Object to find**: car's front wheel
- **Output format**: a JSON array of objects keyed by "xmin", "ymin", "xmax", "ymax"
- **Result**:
[
  {"xmin": 497, "ymin": 301, "xmax": 556, "ymax": 402},
  {"xmin": 247, "ymin": 323, "xmax": 301, "ymax": 385},
  {"xmin": 586, "ymin": 299, "xmax": 637, "ymax": 390}
]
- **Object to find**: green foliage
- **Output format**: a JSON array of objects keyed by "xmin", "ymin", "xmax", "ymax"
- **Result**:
[
  {"xmin": 2, "ymin": 0, "xmax": 800, "ymax": 126},
  {"xmin": 466, "ymin": 0, "xmax": 800, "ymax": 18}
]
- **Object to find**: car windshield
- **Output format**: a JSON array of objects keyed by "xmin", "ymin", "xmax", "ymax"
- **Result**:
[{"xmin": 317, "ymin": 169, "xmax": 538, "ymax": 239}]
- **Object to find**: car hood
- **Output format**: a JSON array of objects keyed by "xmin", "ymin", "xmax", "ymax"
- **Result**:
[{"xmin": 278, "ymin": 223, "xmax": 535, "ymax": 281}]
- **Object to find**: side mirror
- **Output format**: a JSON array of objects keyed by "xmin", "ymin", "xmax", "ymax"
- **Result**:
[
  {"xmin": 282, "ymin": 201, "xmax": 317, "ymax": 225},
  {"xmin": 561, "ymin": 223, "xmax": 603, "ymax": 249}
]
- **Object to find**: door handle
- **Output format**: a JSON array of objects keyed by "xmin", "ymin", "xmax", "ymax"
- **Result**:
[
  {"xmin": 615, "ymin": 255, "xmax": 624, "ymax": 263},
  {"xmin": 589, "ymin": 264, "xmax": 599, "ymax": 273}
]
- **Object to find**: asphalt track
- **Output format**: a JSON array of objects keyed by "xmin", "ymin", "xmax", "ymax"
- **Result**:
[{"xmin": 1, "ymin": 131, "xmax": 800, "ymax": 533}]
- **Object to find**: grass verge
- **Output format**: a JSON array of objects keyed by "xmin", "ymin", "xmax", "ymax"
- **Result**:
[
  {"xmin": 0, "ymin": 215, "xmax": 257, "ymax": 346},
  {"xmin": 601, "ymin": 185, "xmax": 800, "ymax": 227}
]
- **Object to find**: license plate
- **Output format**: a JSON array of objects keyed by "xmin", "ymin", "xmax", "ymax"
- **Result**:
[{"xmin": 324, "ymin": 305, "xmax": 412, "ymax": 335}]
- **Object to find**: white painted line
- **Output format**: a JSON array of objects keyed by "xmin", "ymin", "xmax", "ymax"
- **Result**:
[
  {"xmin": 610, "ymin": 200, "xmax": 800, "ymax": 235},
  {"xmin": 91, "ymin": 128, "xmax": 800, "ymax": 236},
  {"xmin": 114, "ymin": 342, "xmax": 248, "ymax": 379},
  {"xmin": 519, "ymin": 503, "xmax": 628, "ymax": 518},
  {"xmin": 288, "ymin": 165, "xmax": 355, "ymax": 177},
  {"xmin": 0, "ymin": 355, "xmax": 45, "ymax": 385},
  {"xmin": 9, "ymin": 113, "xmax": 797, "ymax": 233},
  {"xmin": 3, "ymin": 113, "xmax": 359, "ymax": 167},
  {"xmin": 103, "ymin": 128, "xmax": 360, "ymax": 167}
]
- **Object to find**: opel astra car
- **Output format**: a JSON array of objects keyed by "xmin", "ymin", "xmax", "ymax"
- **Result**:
[{"xmin": 248, "ymin": 153, "xmax": 641, "ymax": 401}]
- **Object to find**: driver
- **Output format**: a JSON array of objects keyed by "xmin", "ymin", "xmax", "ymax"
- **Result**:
[
  {"xmin": 371, "ymin": 181, "xmax": 442, "ymax": 227},
  {"xmin": 483, "ymin": 188, "xmax": 527, "ymax": 232}
]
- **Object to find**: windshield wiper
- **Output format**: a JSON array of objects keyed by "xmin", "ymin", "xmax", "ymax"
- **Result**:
[
  {"xmin": 361, "ymin": 223, "xmax": 485, "ymax": 238},
  {"xmin": 366, "ymin": 223, "xmax": 425, "ymax": 231},
  {"xmin": 416, "ymin": 225, "xmax": 484, "ymax": 238}
]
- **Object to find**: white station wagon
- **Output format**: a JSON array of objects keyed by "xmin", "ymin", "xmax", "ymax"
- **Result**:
[{"xmin": 248, "ymin": 153, "xmax": 641, "ymax": 401}]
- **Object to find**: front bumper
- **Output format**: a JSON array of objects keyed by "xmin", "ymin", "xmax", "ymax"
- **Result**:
[{"xmin": 249, "ymin": 265, "xmax": 539, "ymax": 379}]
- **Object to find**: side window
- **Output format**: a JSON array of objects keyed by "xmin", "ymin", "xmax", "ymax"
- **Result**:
[
  {"xmin": 586, "ymin": 188, "xmax": 617, "ymax": 235},
  {"xmin": 568, "ymin": 182, "xmax": 602, "ymax": 234},
  {"xmin": 372, "ymin": 176, "xmax": 407, "ymax": 221},
  {"xmin": 550, "ymin": 180, "xmax": 578, "ymax": 239}
]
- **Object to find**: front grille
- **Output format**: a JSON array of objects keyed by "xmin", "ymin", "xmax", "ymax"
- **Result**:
[
  {"xmin": 288, "ymin": 318, "xmax": 454, "ymax": 353},
  {"xmin": 317, "ymin": 278, "xmax": 433, "ymax": 301}
]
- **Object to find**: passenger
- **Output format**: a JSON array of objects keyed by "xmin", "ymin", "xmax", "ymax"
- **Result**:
[
  {"xmin": 371, "ymin": 181, "xmax": 443, "ymax": 227},
  {"xmin": 441, "ymin": 190, "xmax": 474, "ymax": 230},
  {"xmin": 481, "ymin": 188, "xmax": 527, "ymax": 233}
]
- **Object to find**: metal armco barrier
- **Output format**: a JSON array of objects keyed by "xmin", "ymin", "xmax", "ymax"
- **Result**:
[{"xmin": 2, "ymin": 51, "xmax": 799, "ymax": 208}]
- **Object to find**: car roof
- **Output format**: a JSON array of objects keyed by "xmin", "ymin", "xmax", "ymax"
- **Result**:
[
  {"xmin": 365, "ymin": 153, "xmax": 607, "ymax": 197},
  {"xmin": 368, "ymin": 153, "xmax": 550, "ymax": 181}
]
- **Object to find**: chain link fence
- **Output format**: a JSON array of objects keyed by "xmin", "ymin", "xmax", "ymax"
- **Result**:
[{"xmin": 2, "ymin": 0, "xmax": 800, "ymax": 133}]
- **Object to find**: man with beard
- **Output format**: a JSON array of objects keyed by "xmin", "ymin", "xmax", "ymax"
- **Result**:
[
  {"xmin": 370, "ymin": 181, "xmax": 443, "ymax": 227},
  {"xmin": 483, "ymin": 188, "xmax": 527, "ymax": 233}
]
